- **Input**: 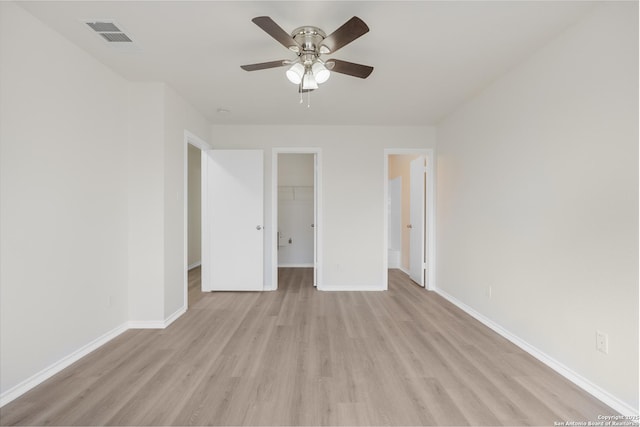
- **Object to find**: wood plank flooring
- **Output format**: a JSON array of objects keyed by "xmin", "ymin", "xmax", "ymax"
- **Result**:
[{"xmin": 1, "ymin": 268, "xmax": 616, "ymax": 426}]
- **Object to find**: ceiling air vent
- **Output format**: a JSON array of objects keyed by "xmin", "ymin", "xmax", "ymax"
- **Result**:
[
  {"xmin": 100, "ymin": 32, "xmax": 132, "ymax": 43},
  {"xmin": 85, "ymin": 21, "xmax": 132, "ymax": 43}
]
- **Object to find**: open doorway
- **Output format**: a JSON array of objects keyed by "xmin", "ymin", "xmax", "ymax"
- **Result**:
[
  {"xmin": 384, "ymin": 149, "xmax": 435, "ymax": 291},
  {"xmin": 186, "ymin": 144, "xmax": 203, "ymax": 306},
  {"xmin": 278, "ymin": 154, "xmax": 314, "ymax": 269},
  {"xmin": 272, "ymin": 148, "xmax": 322, "ymax": 290},
  {"xmin": 183, "ymin": 131, "xmax": 209, "ymax": 310}
]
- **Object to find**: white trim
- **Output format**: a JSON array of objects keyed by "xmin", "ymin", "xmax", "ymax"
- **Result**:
[
  {"xmin": 277, "ymin": 263, "xmax": 314, "ymax": 268},
  {"xmin": 201, "ymin": 149, "xmax": 211, "ymax": 292},
  {"xmin": 188, "ymin": 261, "xmax": 201, "ymax": 270},
  {"xmin": 383, "ymin": 148, "xmax": 436, "ymax": 291},
  {"xmin": 128, "ymin": 305, "xmax": 185, "ymax": 329},
  {"xmin": 435, "ymin": 288, "xmax": 639, "ymax": 417},
  {"xmin": 127, "ymin": 320, "xmax": 166, "ymax": 329},
  {"xmin": 183, "ymin": 130, "xmax": 211, "ymax": 312},
  {"xmin": 163, "ymin": 306, "xmax": 186, "ymax": 328},
  {"xmin": 0, "ymin": 322, "xmax": 129, "ymax": 407},
  {"xmin": 271, "ymin": 148, "xmax": 323, "ymax": 291}
]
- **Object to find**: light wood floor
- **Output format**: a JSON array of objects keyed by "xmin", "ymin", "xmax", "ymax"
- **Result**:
[{"xmin": 1, "ymin": 268, "xmax": 616, "ymax": 426}]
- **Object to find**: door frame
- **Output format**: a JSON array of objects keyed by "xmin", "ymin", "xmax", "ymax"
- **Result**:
[
  {"xmin": 383, "ymin": 148, "xmax": 435, "ymax": 291},
  {"xmin": 183, "ymin": 130, "xmax": 210, "ymax": 309},
  {"xmin": 271, "ymin": 148, "xmax": 323, "ymax": 290}
]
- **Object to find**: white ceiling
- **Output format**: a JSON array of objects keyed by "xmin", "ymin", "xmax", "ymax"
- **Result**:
[{"xmin": 18, "ymin": 1, "xmax": 596, "ymax": 126}]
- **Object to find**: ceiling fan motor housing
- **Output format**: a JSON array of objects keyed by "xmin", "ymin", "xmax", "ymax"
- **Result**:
[{"xmin": 291, "ymin": 26, "xmax": 328, "ymax": 63}]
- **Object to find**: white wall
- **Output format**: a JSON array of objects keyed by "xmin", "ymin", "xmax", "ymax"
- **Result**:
[
  {"xmin": 278, "ymin": 153, "xmax": 315, "ymax": 186},
  {"xmin": 387, "ymin": 177, "xmax": 402, "ymax": 254},
  {"xmin": 0, "ymin": 2, "xmax": 211, "ymax": 399},
  {"xmin": 210, "ymin": 126, "xmax": 436, "ymax": 290},
  {"xmin": 187, "ymin": 145, "xmax": 202, "ymax": 268},
  {"xmin": 162, "ymin": 85, "xmax": 210, "ymax": 318},
  {"xmin": 127, "ymin": 83, "xmax": 165, "ymax": 323},
  {"xmin": 128, "ymin": 83, "xmax": 211, "ymax": 323},
  {"xmin": 436, "ymin": 2, "xmax": 638, "ymax": 412},
  {"xmin": 0, "ymin": 2, "xmax": 129, "ymax": 394}
]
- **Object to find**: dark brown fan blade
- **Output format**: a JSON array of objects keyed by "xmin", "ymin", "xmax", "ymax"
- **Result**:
[
  {"xmin": 240, "ymin": 60, "xmax": 289, "ymax": 71},
  {"xmin": 252, "ymin": 16, "xmax": 300, "ymax": 52},
  {"xmin": 325, "ymin": 59, "xmax": 373, "ymax": 79},
  {"xmin": 320, "ymin": 16, "xmax": 369, "ymax": 54}
]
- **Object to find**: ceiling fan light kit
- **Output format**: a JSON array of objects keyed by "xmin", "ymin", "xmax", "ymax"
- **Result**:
[
  {"xmin": 241, "ymin": 16, "xmax": 374, "ymax": 103},
  {"xmin": 311, "ymin": 62, "xmax": 330, "ymax": 84},
  {"xmin": 302, "ymin": 70, "xmax": 318, "ymax": 90},
  {"xmin": 286, "ymin": 62, "xmax": 305, "ymax": 84}
]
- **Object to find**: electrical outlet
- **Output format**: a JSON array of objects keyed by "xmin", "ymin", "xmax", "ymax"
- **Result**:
[{"xmin": 596, "ymin": 331, "xmax": 608, "ymax": 354}]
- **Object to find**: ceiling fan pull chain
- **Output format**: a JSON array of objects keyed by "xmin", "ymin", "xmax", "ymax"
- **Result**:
[{"xmin": 307, "ymin": 89, "xmax": 311, "ymax": 108}]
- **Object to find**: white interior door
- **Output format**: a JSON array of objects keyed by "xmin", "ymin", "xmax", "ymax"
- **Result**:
[
  {"xmin": 409, "ymin": 156, "xmax": 426, "ymax": 287},
  {"xmin": 202, "ymin": 149, "xmax": 264, "ymax": 291}
]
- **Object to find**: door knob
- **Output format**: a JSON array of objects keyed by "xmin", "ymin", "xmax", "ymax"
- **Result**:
[
  {"xmin": 407, "ymin": 224, "xmax": 413, "ymax": 229},
  {"xmin": 256, "ymin": 225, "xmax": 262, "ymax": 230}
]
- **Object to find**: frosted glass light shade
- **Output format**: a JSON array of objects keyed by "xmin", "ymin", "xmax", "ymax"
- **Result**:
[
  {"xmin": 312, "ymin": 62, "xmax": 330, "ymax": 84},
  {"xmin": 286, "ymin": 63, "xmax": 305, "ymax": 84},
  {"xmin": 302, "ymin": 71, "xmax": 318, "ymax": 90}
]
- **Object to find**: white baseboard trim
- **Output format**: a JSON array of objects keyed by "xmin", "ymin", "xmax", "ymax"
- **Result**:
[
  {"xmin": 1, "ymin": 306, "xmax": 189, "ymax": 408},
  {"xmin": 188, "ymin": 261, "xmax": 201, "ymax": 270},
  {"xmin": 0, "ymin": 322, "xmax": 129, "ymax": 407},
  {"xmin": 435, "ymin": 288, "xmax": 639, "ymax": 417},
  {"xmin": 164, "ymin": 306, "xmax": 186, "ymax": 328},
  {"xmin": 127, "ymin": 320, "xmax": 166, "ymax": 329},
  {"xmin": 277, "ymin": 263, "xmax": 314, "ymax": 268},
  {"xmin": 129, "ymin": 306, "xmax": 186, "ymax": 330}
]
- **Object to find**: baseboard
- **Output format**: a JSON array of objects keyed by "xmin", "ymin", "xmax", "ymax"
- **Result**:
[
  {"xmin": 128, "ymin": 306, "xmax": 186, "ymax": 330},
  {"xmin": 435, "ymin": 288, "xmax": 639, "ymax": 417},
  {"xmin": 163, "ymin": 306, "xmax": 186, "ymax": 328},
  {"xmin": 0, "ymin": 322, "xmax": 129, "ymax": 407},
  {"xmin": 1, "ymin": 306, "xmax": 189, "ymax": 408},
  {"xmin": 188, "ymin": 261, "xmax": 201, "ymax": 270},
  {"xmin": 127, "ymin": 320, "xmax": 166, "ymax": 329}
]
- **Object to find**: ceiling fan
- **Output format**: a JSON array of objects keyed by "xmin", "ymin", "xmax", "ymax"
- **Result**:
[{"xmin": 240, "ymin": 16, "xmax": 374, "ymax": 94}]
